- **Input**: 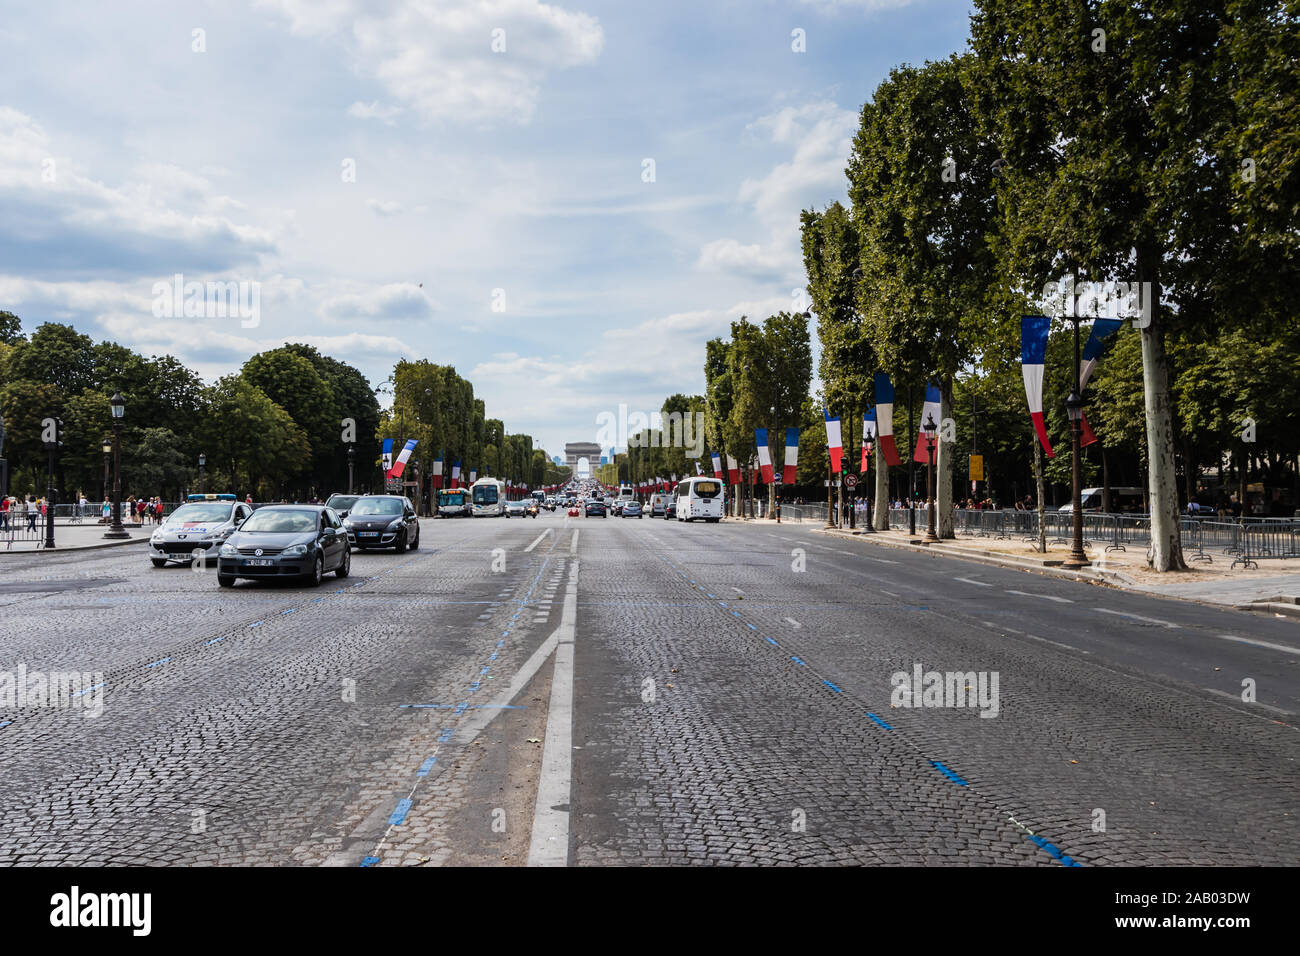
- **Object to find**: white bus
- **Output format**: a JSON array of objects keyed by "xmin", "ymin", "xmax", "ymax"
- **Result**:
[
  {"xmin": 471, "ymin": 477, "xmax": 507, "ymax": 517},
  {"xmin": 674, "ymin": 476, "xmax": 724, "ymax": 522}
]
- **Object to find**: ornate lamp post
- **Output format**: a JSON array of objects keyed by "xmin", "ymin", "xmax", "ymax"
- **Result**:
[
  {"xmin": 347, "ymin": 443, "xmax": 355, "ymax": 495},
  {"xmin": 1062, "ymin": 316, "xmax": 1091, "ymax": 569},
  {"xmin": 102, "ymin": 439, "xmax": 112, "ymax": 503},
  {"xmin": 104, "ymin": 392, "xmax": 129, "ymax": 538},
  {"xmin": 198, "ymin": 452, "xmax": 206, "ymax": 494},
  {"xmin": 862, "ymin": 425, "xmax": 876, "ymax": 535},
  {"xmin": 923, "ymin": 413, "xmax": 939, "ymax": 543}
]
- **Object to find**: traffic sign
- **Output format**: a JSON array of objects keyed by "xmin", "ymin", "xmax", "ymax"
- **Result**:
[{"xmin": 844, "ymin": 474, "xmax": 858, "ymax": 489}]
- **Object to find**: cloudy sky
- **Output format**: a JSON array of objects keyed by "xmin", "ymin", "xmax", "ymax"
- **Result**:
[{"xmin": 0, "ymin": 0, "xmax": 971, "ymax": 458}]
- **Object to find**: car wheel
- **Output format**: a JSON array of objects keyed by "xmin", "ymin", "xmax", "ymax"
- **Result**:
[
  {"xmin": 336, "ymin": 547, "xmax": 350, "ymax": 578},
  {"xmin": 308, "ymin": 554, "xmax": 324, "ymax": 586},
  {"xmin": 151, "ymin": 558, "xmax": 167, "ymax": 568},
  {"xmin": 410, "ymin": 525, "xmax": 420, "ymax": 550},
  {"xmin": 395, "ymin": 531, "xmax": 408, "ymax": 554},
  {"xmin": 218, "ymin": 573, "xmax": 236, "ymax": 587}
]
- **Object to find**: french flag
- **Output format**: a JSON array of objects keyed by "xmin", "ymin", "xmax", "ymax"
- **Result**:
[
  {"xmin": 710, "ymin": 451, "xmax": 724, "ymax": 480},
  {"xmin": 912, "ymin": 384, "xmax": 942, "ymax": 464},
  {"xmin": 1021, "ymin": 315, "xmax": 1055, "ymax": 458},
  {"xmin": 391, "ymin": 438, "xmax": 417, "ymax": 478},
  {"xmin": 382, "ymin": 438, "xmax": 394, "ymax": 477},
  {"xmin": 1079, "ymin": 318, "xmax": 1123, "ymax": 447},
  {"xmin": 451, "ymin": 459, "xmax": 462, "ymax": 488},
  {"xmin": 824, "ymin": 409, "xmax": 842, "ymax": 474},
  {"xmin": 726, "ymin": 454, "xmax": 740, "ymax": 485},
  {"xmin": 862, "ymin": 408, "xmax": 876, "ymax": 472},
  {"xmin": 755, "ymin": 428, "xmax": 774, "ymax": 483},
  {"xmin": 431, "ymin": 451, "xmax": 444, "ymax": 489},
  {"xmin": 873, "ymin": 373, "xmax": 903, "ymax": 466},
  {"xmin": 782, "ymin": 428, "xmax": 799, "ymax": 484}
]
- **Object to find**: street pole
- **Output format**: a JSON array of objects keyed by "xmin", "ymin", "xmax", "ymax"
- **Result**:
[
  {"xmin": 44, "ymin": 444, "xmax": 56, "ymax": 549},
  {"xmin": 198, "ymin": 453, "xmax": 206, "ymax": 494},
  {"xmin": 924, "ymin": 414, "xmax": 939, "ymax": 543},
  {"xmin": 907, "ymin": 386, "xmax": 916, "ymax": 536},
  {"xmin": 347, "ymin": 444, "xmax": 355, "ymax": 495},
  {"xmin": 1063, "ymin": 314, "xmax": 1090, "ymax": 569},
  {"xmin": 105, "ymin": 398, "xmax": 128, "ymax": 539}
]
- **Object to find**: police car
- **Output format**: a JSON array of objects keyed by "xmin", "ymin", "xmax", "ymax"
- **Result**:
[{"xmin": 149, "ymin": 494, "xmax": 253, "ymax": 567}]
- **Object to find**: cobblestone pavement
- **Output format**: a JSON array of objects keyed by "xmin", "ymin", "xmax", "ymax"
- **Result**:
[{"xmin": 0, "ymin": 513, "xmax": 1295, "ymax": 865}]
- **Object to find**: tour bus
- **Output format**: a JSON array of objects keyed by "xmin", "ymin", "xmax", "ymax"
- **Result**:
[
  {"xmin": 437, "ymin": 487, "xmax": 472, "ymax": 517},
  {"xmin": 674, "ymin": 476, "xmax": 724, "ymax": 522},
  {"xmin": 471, "ymin": 477, "xmax": 507, "ymax": 517}
]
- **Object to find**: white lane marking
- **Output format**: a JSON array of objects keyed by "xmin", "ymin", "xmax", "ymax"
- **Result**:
[
  {"xmin": 955, "ymin": 577, "xmax": 992, "ymax": 587},
  {"xmin": 524, "ymin": 529, "xmax": 550, "ymax": 552},
  {"xmin": 1095, "ymin": 607, "xmax": 1179, "ymax": 628},
  {"xmin": 1020, "ymin": 632, "xmax": 1087, "ymax": 653},
  {"xmin": 528, "ymin": 559, "xmax": 580, "ymax": 867},
  {"xmin": 569, "ymin": 529, "xmax": 579, "ymax": 555},
  {"xmin": 784, "ymin": 617, "xmax": 802, "ymax": 629},
  {"xmin": 1203, "ymin": 688, "xmax": 1293, "ymax": 716},
  {"xmin": 882, "ymin": 589, "xmax": 900, "ymax": 598},
  {"xmin": 1006, "ymin": 589, "xmax": 1073, "ymax": 603},
  {"xmin": 1215, "ymin": 634, "xmax": 1300, "ymax": 656}
]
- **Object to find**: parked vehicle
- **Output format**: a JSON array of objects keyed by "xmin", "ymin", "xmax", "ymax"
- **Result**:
[{"xmin": 217, "ymin": 505, "xmax": 349, "ymax": 587}]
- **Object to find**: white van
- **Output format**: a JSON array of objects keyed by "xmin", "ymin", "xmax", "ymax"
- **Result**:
[
  {"xmin": 675, "ymin": 476, "xmax": 724, "ymax": 522},
  {"xmin": 1058, "ymin": 486, "xmax": 1145, "ymax": 514},
  {"xmin": 648, "ymin": 492, "xmax": 672, "ymax": 517}
]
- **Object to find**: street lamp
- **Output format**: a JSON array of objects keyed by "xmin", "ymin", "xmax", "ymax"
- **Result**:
[
  {"xmin": 104, "ymin": 392, "xmax": 128, "ymax": 538},
  {"xmin": 347, "ymin": 443, "xmax": 355, "ymax": 495},
  {"xmin": 198, "ymin": 452, "xmax": 206, "ymax": 494},
  {"xmin": 102, "ymin": 439, "xmax": 112, "ymax": 503},
  {"xmin": 1062, "ymin": 315, "xmax": 1091, "ymax": 569},
  {"xmin": 862, "ymin": 426, "xmax": 876, "ymax": 535},
  {"xmin": 923, "ymin": 412, "xmax": 939, "ymax": 543}
]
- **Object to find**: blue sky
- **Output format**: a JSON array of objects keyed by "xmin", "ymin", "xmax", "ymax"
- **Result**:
[{"xmin": 0, "ymin": 0, "xmax": 972, "ymax": 457}]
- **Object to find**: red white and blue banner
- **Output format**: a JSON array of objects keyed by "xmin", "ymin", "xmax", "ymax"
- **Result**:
[
  {"xmin": 1079, "ymin": 318, "xmax": 1124, "ymax": 447},
  {"xmin": 824, "ymin": 409, "xmax": 842, "ymax": 474},
  {"xmin": 432, "ymin": 452, "xmax": 444, "ymax": 489},
  {"xmin": 451, "ymin": 459, "xmax": 462, "ymax": 487},
  {"xmin": 469, "ymin": 468, "xmax": 477, "ymax": 483},
  {"xmin": 710, "ymin": 451, "xmax": 723, "ymax": 479},
  {"xmin": 755, "ymin": 428, "xmax": 774, "ymax": 483},
  {"xmin": 390, "ymin": 438, "xmax": 418, "ymax": 478},
  {"xmin": 913, "ymin": 383, "xmax": 942, "ymax": 465},
  {"xmin": 782, "ymin": 428, "xmax": 799, "ymax": 484},
  {"xmin": 1021, "ymin": 315, "xmax": 1055, "ymax": 458},
  {"xmin": 725, "ymin": 454, "xmax": 739, "ymax": 485},
  {"xmin": 862, "ymin": 408, "xmax": 876, "ymax": 472},
  {"xmin": 873, "ymin": 373, "xmax": 903, "ymax": 466},
  {"xmin": 382, "ymin": 439, "xmax": 394, "ymax": 476}
]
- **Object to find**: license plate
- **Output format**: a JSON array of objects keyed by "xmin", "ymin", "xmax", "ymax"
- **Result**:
[
  {"xmin": 171, "ymin": 553, "xmax": 194, "ymax": 561},
  {"xmin": 359, "ymin": 532, "xmax": 378, "ymax": 537},
  {"xmin": 244, "ymin": 558, "xmax": 274, "ymax": 566}
]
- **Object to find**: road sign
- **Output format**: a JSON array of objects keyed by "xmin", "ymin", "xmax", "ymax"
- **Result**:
[
  {"xmin": 844, "ymin": 474, "xmax": 858, "ymax": 489},
  {"xmin": 969, "ymin": 455, "xmax": 984, "ymax": 482}
]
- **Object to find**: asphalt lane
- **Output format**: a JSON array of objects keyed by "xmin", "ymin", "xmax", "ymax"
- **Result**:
[{"xmin": 0, "ymin": 511, "xmax": 1295, "ymax": 865}]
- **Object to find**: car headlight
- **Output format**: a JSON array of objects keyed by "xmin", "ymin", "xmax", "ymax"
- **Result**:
[
  {"xmin": 281, "ymin": 544, "xmax": 308, "ymax": 557},
  {"xmin": 388, "ymin": 518, "xmax": 404, "ymax": 529},
  {"xmin": 219, "ymin": 543, "xmax": 237, "ymax": 556}
]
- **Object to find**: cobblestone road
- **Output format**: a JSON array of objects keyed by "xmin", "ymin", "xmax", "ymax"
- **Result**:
[{"xmin": 0, "ymin": 513, "xmax": 1295, "ymax": 865}]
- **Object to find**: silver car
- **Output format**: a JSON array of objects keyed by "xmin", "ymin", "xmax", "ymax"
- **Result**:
[{"xmin": 150, "ymin": 496, "xmax": 253, "ymax": 567}]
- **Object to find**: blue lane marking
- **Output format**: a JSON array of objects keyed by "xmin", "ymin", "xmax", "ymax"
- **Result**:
[
  {"xmin": 744, "ymin": 622, "xmax": 756, "ymax": 630},
  {"xmin": 822, "ymin": 680, "xmax": 842, "ymax": 693},
  {"xmin": 71, "ymin": 682, "xmax": 105, "ymax": 698},
  {"xmin": 438, "ymin": 728, "xmax": 453, "ymax": 742},
  {"xmin": 764, "ymin": 637, "xmax": 779, "ymax": 646},
  {"xmin": 866, "ymin": 712, "xmax": 893, "ymax": 730},
  {"xmin": 930, "ymin": 760, "xmax": 969, "ymax": 786},
  {"xmin": 791, "ymin": 656, "xmax": 806, "ymax": 666},
  {"xmin": 489, "ymin": 652, "xmax": 498, "ymax": 661},
  {"xmin": 0, "ymin": 721, "xmax": 10, "ymax": 729},
  {"xmin": 360, "ymin": 856, "xmax": 380, "ymax": 867},
  {"xmin": 497, "ymin": 639, "xmax": 505, "ymax": 648},
  {"xmin": 282, "ymin": 608, "xmax": 295, "ymax": 615},
  {"xmin": 146, "ymin": 657, "xmax": 171, "ymax": 669},
  {"xmin": 468, "ymin": 681, "xmax": 480, "ymax": 692},
  {"xmin": 205, "ymin": 636, "xmax": 224, "ymax": 646},
  {"xmin": 480, "ymin": 667, "xmax": 491, "ymax": 675},
  {"xmin": 401, "ymin": 704, "xmax": 526, "ymax": 710},
  {"xmin": 416, "ymin": 757, "xmax": 437, "ymax": 776},
  {"xmin": 1026, "ymin": 834, "xmax": 1081, "ymax": 866},
  {"xmin": 388, "ymin": 798, "xmax": 413, "ymax": 826}
]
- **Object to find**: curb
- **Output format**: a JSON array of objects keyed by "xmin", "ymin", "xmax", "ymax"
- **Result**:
[{"xmin": 0, "ymin": 536, "xmax": 149, "ymax": 556}]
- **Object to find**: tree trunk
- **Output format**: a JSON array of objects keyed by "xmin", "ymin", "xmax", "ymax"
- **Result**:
[
  {"xmin": 873, "ymin": 440, "xmax": 888, "ymax": 530},
  {"xmin": 1137, "ymin": 261, "xmax": 1187, "ymax": 570},
  {"xmin": 938, "ymin": 376, "xmax": 955, "ymax": 538},
  {"xmin": 1101, "ymin": 443, "xmax": 1111, "ymax": 513}
]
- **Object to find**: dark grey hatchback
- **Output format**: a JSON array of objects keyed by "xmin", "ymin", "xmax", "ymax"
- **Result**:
[
  {"xmin": 217, "ymin": 505, "xmax": 350, "ymax": 587},
  {"xmin": 343, "ymin": 495, "xmax": 421, "ymax": 552}
]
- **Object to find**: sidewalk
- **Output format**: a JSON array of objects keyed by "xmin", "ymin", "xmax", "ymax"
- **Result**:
[
  {"xmin": 811, "ymin": 523, "xmax": 1300, "ymax": 617},
  {"xmin": 0, "ymin": 519, "xmax": 152, "ymax": 553}
]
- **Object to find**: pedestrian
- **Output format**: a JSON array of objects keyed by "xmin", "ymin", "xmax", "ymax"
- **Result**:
[
  {"xmin": 23, "ymin": 494, "xmax": 36, "ymax": 531},
  {"xmin": 101, "ymin": 498, "xmax": 111, "ymax": 524},
  {"xmin": 0, "ymin": 494, "xmax": 8, "ymax": 531},
  {"xmin": 155, "ymin": 497, "xmax": 164, "ymax": 523}
]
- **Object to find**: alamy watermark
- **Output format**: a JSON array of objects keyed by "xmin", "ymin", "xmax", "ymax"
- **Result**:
[
  {"xmin": 595, "ymin": 403, "xmax": 705, "ymax": 458},
  {"xmin": 890, "ymin": 663, "xmax": 999, "ymax": 718},
  {"xmin": 152, "ymin": 273, "xmax": 261, "ymax": 328},
  {"xmin": 1039, "ymin": 276, "xmax": 1153, "ymax": 329},
  {"xmin": 0, "ymin": 665, "xmax": 104, "ymax": 718}
]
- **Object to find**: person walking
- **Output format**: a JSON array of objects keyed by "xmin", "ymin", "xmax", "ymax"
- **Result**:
[
  {"xmin": 23, "ymin": 494, "xmax": 36, "ymax": 531},
  {"xmin": 0, "ymin": 493, "xmax": 9, "ymax": 532}
]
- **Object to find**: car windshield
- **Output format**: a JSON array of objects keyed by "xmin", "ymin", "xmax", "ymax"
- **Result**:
[
  {"xmin": 327, "ymin": 495, "xmax": 359, "ymax": 510},
  {"xmin": 166, "ymin": 503, "xmax": 233, "ymax": 523},
  {"xmin": 239, "ymin": 509, "xmax": 318, "ymax": 533},
  {"xmin": 351, "ymin": 498, "xmax": 403, "ymax": 515}
]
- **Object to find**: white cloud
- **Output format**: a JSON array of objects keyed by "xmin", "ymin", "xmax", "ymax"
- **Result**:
[
  {"xmin": 259, "ymin": 0, "xmax": 604, "ymax": 124},
  {"xmin": 318, "ymin": 282, "xmax": 433, "ymax": 323},
  {"xmin": 365, "ymin": 198, "xmax": 403, "ymax": 216},
  {"xmin": 347, "ymin": 100, "xmax": 403, "ymax": 123}
]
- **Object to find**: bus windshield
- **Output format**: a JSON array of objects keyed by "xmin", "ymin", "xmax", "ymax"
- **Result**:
[
  {"xmin": 472, "ymin": 485, "xmax": 499, "ymax": 505},
  {"xmin": 691, "ymin": 481, "xmax": 722, "ymax": 498},
  {"xmin": 440, "ymin": 491, "xmax": 466, "ymax": 504}
]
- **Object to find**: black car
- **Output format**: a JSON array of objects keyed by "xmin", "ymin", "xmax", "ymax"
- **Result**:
[
  {"xmin": 584, "ymin": 499, "xmax": 607, "ymax": 517},
  {"xmin": 344, "ymin": 495, "xmax": 421, "ymax": 551},
  {"xmin": 664, "ymin": 499, "xmax": 677, "ymax": 519},
  {"xmin": 325, "ymin": 493, "xmax": 360, "ymax": 519},
  {"xmin": 217, "ymin": 505, "xmax": 349, "ymax": 587}
]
